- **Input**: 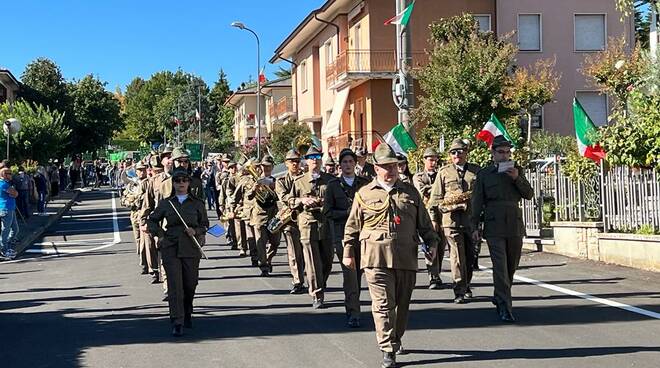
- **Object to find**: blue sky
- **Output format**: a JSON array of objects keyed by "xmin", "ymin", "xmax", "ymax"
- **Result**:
[{"xmin": 2, "ymin": 0, "xmax": 318, "ymax": 91}]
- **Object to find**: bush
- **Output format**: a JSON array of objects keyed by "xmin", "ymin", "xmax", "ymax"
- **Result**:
[{"xmin": 269, "ymin": 122, "xmax": 311, "ymax": 163}]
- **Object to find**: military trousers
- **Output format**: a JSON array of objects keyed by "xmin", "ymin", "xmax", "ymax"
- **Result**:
[
  {"xmin": 333, "ymin": 223, "xmax": 362, "ymax": 318},
  {"xmin": 283, "ymin": 225, "xmax": 305, "ymax": 286},
  {"xmin": 300, "ymin": 222, "xmax": 333, "ymax": 300},
  {"xmin": 162, "ymin": 255, "xmax": 200, "ymax": 326},
  {"xmin": 255, "ymin": 225, "xmax": 281, "ymax": 271},
  {"xmin": 234, "ymin": 219, "xmax": 247, "ymax": 253},
  {"xmin": 364, "ymin": 267, "xmax": 416, "ymax": 353},
  {"xmin": 425, "ymin": 233, "xmax": 446, "ymax": 281},
  {"xmin": 245, "ymin": 223, "xmax": 258, "ymax": 263},
  {"xmin": 486, "ymin": 236, "xmax": 523, "ymax": 313},
  {"xmin": 139, "ymin": 231, "xmax": 159, "ymax": 273},
  {"xmin": 444, "ymin": 228, "xmax": 475, "ymax": 296},
  {"xmin": 226, "ymin": 219, "xmax": 237, "ymax": 248},
  {"xmin": 130, "ymin": 211, "xmax": 141, "ymax": 255}
]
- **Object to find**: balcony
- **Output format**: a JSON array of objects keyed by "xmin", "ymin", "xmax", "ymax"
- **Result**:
[
  {"xmin": 326, "ymin": 49, "xmax": 428, "ymax": 87},
  {"xmin": 275, "ymin": 97, "xmax": 296, "ymax": 120},
  {"xmin": 326, "ymin": 130, "xmax": 383, "ymax": 157}
]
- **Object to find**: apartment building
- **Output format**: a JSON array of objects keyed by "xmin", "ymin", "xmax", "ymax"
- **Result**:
[
  {"xmin": 225, "ymin": 77, "xmax": 293, "ymax": 145},
  {"xmin": 0, "ymin": 69, "xmax": 20, "ymax": 104},
  {"xmin": 270, "ymin": 0, "xmax": 632, "ymax": 153},
  {"xmin": 497, "ymin": 0, "xmax": 634, "ymax": 135}
]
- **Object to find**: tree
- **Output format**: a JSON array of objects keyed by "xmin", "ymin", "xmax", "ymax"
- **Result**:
[
  {"xmin": 0, "ymin": 101, "xmax": 71, "ymax": 163},
  {"xmin": 274, "ymin": 66, "xmax": 292, "ymax": 78},
  {"xmin": 414, "ymin": 14, "xmax": 559, "ymax": 165},
  {"xmin": 19, "ymin": 57, "xmax": 71, "ymax": 115},
  {"xmin": 269, "ymin": 122, "xmax": 311, "ymax": 162},
  {"xmin": 70, "ymin": 75, "xmax": 123, "ymax": 153}
]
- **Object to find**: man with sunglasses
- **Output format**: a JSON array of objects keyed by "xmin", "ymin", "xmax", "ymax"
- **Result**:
[
  {"xmin": 471, "ymin": 135, "xmax": 533, "ymax": 322},
  {"xmin": 275, "ymin": 149, "xmax": 306, "ymax": 294},
  {"xmin": 290, "ymin": 146, "xmax": 335, "ymax": 309},
  {"xmin": 429, "ymin": 138, "xmax": 481, "ymax": 304},
  {"xmin": 414, "ymin": 147, "xmax": 444, "ymax": 289}
]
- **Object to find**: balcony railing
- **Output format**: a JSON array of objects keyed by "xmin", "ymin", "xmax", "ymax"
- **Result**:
[
  {"xmin": 326, "ymin": 49, "xmax": 428, "ymax": 85},
  {"xmin": 326, "ymin": 130, "xmax": 383, "ymax": 157},
  {"xmin": 275, "ymin": 96, "xmax": 296, "ymax": 118}
]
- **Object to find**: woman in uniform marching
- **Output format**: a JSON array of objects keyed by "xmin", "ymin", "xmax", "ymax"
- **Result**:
[{"xmin": 147, "ymin": 167, "xmax": 209, "ymax": 337}]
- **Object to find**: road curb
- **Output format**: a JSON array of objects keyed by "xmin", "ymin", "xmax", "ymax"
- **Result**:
[{"xmin": 16, "ymin": 190, "xmax": 82, "ymax": 256}]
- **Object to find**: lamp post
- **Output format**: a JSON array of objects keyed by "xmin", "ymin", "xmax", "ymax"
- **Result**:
[{"xmin": 232, "ymin": 21, "xmax": 262, "ymax": 160}]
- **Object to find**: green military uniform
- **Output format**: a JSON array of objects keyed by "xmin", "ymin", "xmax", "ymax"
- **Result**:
[
  {"xmin": 470, "ymin": 136, "xmax": 533, "ymax": 321},
  {"xmin": 322, "ymin": 148, "xmax": 369, "ymax": 325},
  {"xmin": 275, "ymin": 149, "xmax": 305, "ymax": 292},
  {"xmin": 250, "ymin": 155, "xmax": 281, "ymax": 275},
  {"xmin": 121, "ymin": 173, "xmax": 142, "ymax": 258},
  {"xmin": 147, "ymin": 168, "xmax": 208, "ymax": 336},
  {"xmin": 233, "ymin": 166, "xmax": 258, "ymax": 264},
  {"xmin": 218, "ymin": 159, "xmax": 238, "ymax": 249},
  {"xmin": 171, "ymin": 147, "xmax": 204, "ymax": 201},
  {"xmin": 290, "ymin": 146, "xmax": 335, "ymax": 307},
  {"xmin": 413, "ymin": 147, "xmax": 444, "ymax": 288},
  {"xmin": 355, "ymin": 147, "xmax": 376, "ymax": 179},
  {"xmin": 131, "ymin": 162, "xmax": 158, "ymax": 278},
  {"xmin": 428, "ymin": 139, "xmax": 480, "ymax": 301},
  {"xmin": 343, "ymin": 144, "xmax": 439, "ymax": 363}
]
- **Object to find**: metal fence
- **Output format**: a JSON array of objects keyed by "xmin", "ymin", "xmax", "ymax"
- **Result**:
[{"xmin": 522, "ymin": 163, "xmax": 660, "ymax": 236}]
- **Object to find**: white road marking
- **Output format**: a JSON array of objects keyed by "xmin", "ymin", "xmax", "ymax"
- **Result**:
[
  {"xmin": 5, "ymin": 192, "xmax": 122, "ymax": 261},
  {"xmin": 65, "ymin": 213, "xmax": 124, "ymax": 219},
  {"xmin": 53, "ymin": 227, "xmax": 115, "ymax": 234},
  {"xmin": 31, "ymin": 238, "xmax": 115, "ymax": 247},
  {"xmin": 474, "ymin": 264, "xmax": 660, "ymax": 320}
]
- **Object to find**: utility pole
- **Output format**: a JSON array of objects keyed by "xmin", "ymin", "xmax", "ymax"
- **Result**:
[
  {"xmin": 393, "ymin": 0, "xmax": 415, "ymax": 136},
  {"xmin": 198, "ymin": 86, "xmax": 202, "ymax": 144},
  {"xmin": 651, "ymin": 2, "xmax": 658, "ymax": 59}
]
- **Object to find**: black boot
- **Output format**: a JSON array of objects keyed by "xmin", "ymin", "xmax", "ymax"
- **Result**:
[
  {"xmin": 171, "ymin": 324, "xmax": 183, "ymax": 337},
  {"xmin": 382, "ymin": 352, "xmax": 396, "ymax": 368}
]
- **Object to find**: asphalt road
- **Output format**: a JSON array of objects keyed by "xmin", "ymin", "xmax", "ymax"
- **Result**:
[{"xmin": 0, "ymin": 188, "xmax": 659, "ymax": 368}]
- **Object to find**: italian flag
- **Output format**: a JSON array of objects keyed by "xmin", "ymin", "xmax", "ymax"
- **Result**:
[
  {"xmin": 374, "ymin": 122, "xmax": 417, "ymax": 155},
  {"xmin": 476, "ymin": 113, "xmax": 515, "ymax": 147},
  {"xmin": 384, "ymin": 1, "xmax": 415, "ymax": 26},
  {"xmin": 573, "ymin": 98, "xmax": 606, "ymax": 162}
]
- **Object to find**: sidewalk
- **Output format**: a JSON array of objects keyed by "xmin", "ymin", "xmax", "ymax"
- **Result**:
[{"xmin": 14, "ymin": 189, "xmax": 81, "ymax": 256}]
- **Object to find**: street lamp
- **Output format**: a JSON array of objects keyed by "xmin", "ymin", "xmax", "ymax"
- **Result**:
[
  {"xmin": 231, "ymin": 21, "xmax": 262, "ymax": 160},
  {"xmin": 3, "ymin": 117, "xmax": 21, "ymax": 161}
]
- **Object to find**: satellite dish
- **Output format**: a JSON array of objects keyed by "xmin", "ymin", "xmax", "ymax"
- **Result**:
[{"xmin": 3, "ymin": 118, "xmax": 21, "ymax": 135}]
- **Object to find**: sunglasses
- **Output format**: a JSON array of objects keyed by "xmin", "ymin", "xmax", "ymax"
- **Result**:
[
  {"xmin": 450, "ymin": 149, "xmax": 465, "ymax": 155},
  {"xmin": 173, "ymin": 178, "xmax": 190, "ymax": 183},
  {"xmin": 305, "ymin": 154, "xmax": 322, "ymax": 160}
]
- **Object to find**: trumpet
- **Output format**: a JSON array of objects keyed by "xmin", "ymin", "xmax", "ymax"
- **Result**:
[
  {"xmin": 267, "ymin": 207, "xmax": 299, "ymax": 233},
  {"xmin": 244, "ymin": 160, "xmax": 278, "ymax": 208}
]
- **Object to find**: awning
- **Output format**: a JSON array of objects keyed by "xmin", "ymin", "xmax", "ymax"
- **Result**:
[{"xmin": 321, "ymin": 87, "xmax": 350, "ymax": 139}]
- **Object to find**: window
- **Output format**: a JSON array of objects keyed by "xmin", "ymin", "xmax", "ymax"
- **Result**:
[
  {"xmin": 325, "ymin": 41, "xmax": 333, "ymax": 67},
  {"xmin": 0, "ymin": 84, "xmax": 6, "ymax": 104},
  {"xmin": 300, "ymin": 61, "xmax": 307, "ymax": 92},
  {"xmin": 575, "ymin": 14, "xmax": 606, "ymax": 51},
  {"xmin": 518, "ymin": 14, "xmax": 541, "ymax": 51},
  {"xmin": 576, "ymin": 91, "xmax": 608, "ymax": 126},
  {"xmin": 474, "ymin": 15, "xmax": 491, "ymax": 32},
  {"xmin": 518, "ymin": 106, "xmax": 544, "ymax": 130}
]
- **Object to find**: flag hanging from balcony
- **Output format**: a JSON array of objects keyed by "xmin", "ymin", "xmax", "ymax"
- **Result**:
[
  {"xmin": 476, "ymin": 113, "xmax": 515, "ymax": 148},
  {"xmin": 573, "ymin": 98, "xmax": 606, "ymax": 163},
  {"xmin": 376, "ymin": 122, "xmax": 417, "ymax": 155},
  {"xmin": 384, "ymin": 1, "xmax": 415, "ymax": 27}
]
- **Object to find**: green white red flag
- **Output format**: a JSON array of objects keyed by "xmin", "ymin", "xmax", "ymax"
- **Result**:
[
  {"xmin": 373, "ymin": 122, "xmax": 417, "ymax": 155},
  {"xmin": 476, "ymin": 113, "xmax": 515, "ymax": 147},
  {"xmin": 573, "ymin": 98, "xmax": 606, "ymax": 162},
  {"xmin": 384, "ymin": 1, "xmax": 415, "ymax": 26}
]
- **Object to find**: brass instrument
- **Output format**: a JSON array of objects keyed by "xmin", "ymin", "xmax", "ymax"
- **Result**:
[
  {"xmin": 440, "ymin": 190, "xmax": 473, "ymax": 213},
  {"xmin": 267, "ymin": 207, "xmax": 299, "ymax": 233},
  {"xmin": 244, "ymin": 160, "xmax": 278, "ymax": 208}
]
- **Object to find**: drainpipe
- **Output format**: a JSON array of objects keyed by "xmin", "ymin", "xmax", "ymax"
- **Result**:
[
  {"xmin": 274, "ymin": 55, "xmax": 299, "ymax": 123},
  {"xmin": 313, "ymin": 10, "xmax": 341, "ymax": 55}
]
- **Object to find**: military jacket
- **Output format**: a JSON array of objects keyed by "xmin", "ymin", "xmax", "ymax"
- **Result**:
[
  {"xmin": 413, "ymin": 170, "xmax": 438, "ymax": 202},
  {"xmin": 140, "ymin": 172, "xmax": 169, "ymax": 226},
  {"xmin": 470, "ymin": 164, "xmax": 534, "ymax": 238},
  {"xmin": 428, "ymin": 163, "xmax": 480, "ymax": 229},
  {"xmin": 161, "ymin": 175, "xmax": 203, "ymax": 201},
  {"xmin": 322, "ymin": 175, "xmax": 370, "ymax": 224},
  {"xmin": 275, "ymin": 171, "xmax": 301, "ymax": 230},
  {"xmin": 216, "ymin": 170, "xmax": 229, "ymax": 208},
  {"xmin": 233, "ymin": 173, "xmax": 256, "ymax": 221},
  {"xmin": 343, "ymin": 179, "xmax": 439, "ymax": 271},
  {"xmin": 147, "ymin": 195, "xmax": 209, "ymax": 259},
  {"xmin": 223, "ymin": 174, "xmax": 237, "ymax": 211},
  {"xmin": 290, "ymin": 171, "xmax": 335, "ymax": 240},
  {"xmin": 356, "ymin": 162, "xmax": 376, "ymax": 180},
  {"xmin": 249, "ymin": 175, "xmax": 279, "ymax": 226}
]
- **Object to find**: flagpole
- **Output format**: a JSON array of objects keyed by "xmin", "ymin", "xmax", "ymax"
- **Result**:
[
  {"xmin": 395, "ymin": 0, "xmax": 414, "ymax": 137},
  {"xmin": 198, "ymin": 86, "xmax": 202, "ymax": 145}
]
